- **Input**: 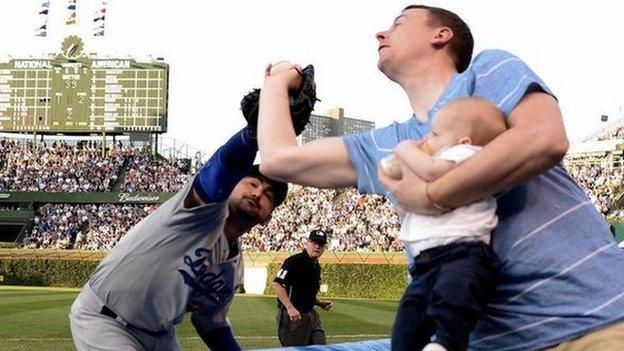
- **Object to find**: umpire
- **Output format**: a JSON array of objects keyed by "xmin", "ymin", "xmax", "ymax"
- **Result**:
[{"xmin": 272, "ymin": 229, "xmax": 333, "ymax": 346}]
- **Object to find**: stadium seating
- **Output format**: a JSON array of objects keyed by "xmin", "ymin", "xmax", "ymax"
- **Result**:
[{"xmin": 3, "ymin": 134, "xmax": 624, "ymax": 251}]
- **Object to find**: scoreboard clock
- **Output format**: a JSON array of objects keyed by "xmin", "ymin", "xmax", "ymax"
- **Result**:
[{"xmin": 0, "ymin": 35, "xmax": 168, "ymax": 133}]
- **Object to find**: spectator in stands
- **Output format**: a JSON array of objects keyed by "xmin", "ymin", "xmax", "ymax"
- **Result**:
[
  {"xmin": 0, "ymin": 139, "xmax": 125, "ymax": 192},
  {"xmin": 23, "ymin": 203, "xmax": 157, "ymax": 250},
  {"xmin": 0, "ymin": 138, "xmax": 191, "ymax": 194},
  {"xmin": 241, "ymin": 185, "xmax": 402, "ymax": 252},
  {"xmin": 595, "ymin": 125, "xmax": 624, "ymax": 141},
  {"xmin": 566, "ymin": 164, "xmax": 624, "ymax": 217},
  {"xmin": 121, "ymin": 148, "xmax": 188, "ymax": 193}
]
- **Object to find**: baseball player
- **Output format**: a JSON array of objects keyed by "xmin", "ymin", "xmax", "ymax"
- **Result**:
[{"xmin": 69, "ymin": 127, "xmax": 288, "ymax": 351}]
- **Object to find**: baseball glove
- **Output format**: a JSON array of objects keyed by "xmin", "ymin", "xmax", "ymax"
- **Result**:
[{"xmin": 241, "ymin": 65, "xmax": 318, "ymax": 136}]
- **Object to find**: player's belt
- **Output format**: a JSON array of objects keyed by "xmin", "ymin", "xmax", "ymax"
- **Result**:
[{"xmin": 100, "ymin": 305, "xmax": 168, "ymax": 337}]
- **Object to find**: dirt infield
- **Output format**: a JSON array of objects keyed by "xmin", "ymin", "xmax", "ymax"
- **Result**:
[{"xmin": 0, "ymin": 249, "xmax": 407, "ymax": 265}]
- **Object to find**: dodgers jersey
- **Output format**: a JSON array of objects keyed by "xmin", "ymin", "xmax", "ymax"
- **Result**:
[
  {"xmin": 88, "ymin": 176, "xmax": 243, "ymax": 333},
  {"xmin": 343, "ymin": 50, "xmax": 624, "ymax": 350}
]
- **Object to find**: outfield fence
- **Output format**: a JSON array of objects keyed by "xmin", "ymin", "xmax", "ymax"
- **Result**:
[{"xmin": 0, "ymin": 249, "xmax": 408, "ymax": 265}]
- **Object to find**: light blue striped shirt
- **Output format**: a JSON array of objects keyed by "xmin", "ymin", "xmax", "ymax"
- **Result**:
[{"xmin": 343, "ymin": 49, "xmax": 624, "ymax": 351}]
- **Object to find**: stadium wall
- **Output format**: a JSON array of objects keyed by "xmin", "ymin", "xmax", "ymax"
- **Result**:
[
  {"xmin": 264, "ymin": 262, "xmax": 407, "ymax": 300},
  {"xmin": 0, "ymin": 258, "xmax": 408, "ymax": 300},
  {"xmin": 0, "ymin": 258, "xmax": 98, "ymax": 287},
  {"xmin": 0, "ymin": 192, "xmax": 174, "ymax": 204},
  {"xmin": 0, "ymin": 210, "xmax": 34, "ymax": 221}
]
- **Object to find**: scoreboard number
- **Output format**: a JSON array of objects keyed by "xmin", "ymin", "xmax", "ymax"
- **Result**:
[{"xmin": 0, "ymin": 35, "xmax": 168, "ymax": 133}]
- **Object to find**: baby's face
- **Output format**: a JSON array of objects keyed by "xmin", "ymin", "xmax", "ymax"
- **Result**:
[{"xmin": 424, "ymin": 110, "xmax": 468, "ymax": 155}]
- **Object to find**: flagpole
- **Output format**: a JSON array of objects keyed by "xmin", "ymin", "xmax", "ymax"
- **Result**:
[{"xmin": 36, "ymin": 1, "xmax": 50, "ymax": 37}]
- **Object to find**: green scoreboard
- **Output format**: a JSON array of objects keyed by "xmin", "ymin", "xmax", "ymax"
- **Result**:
[{"xmin": 0, "ymin": 36, "xmax": 168, "ymax": 133}]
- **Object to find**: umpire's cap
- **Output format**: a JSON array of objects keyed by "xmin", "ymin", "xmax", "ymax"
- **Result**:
[
  {"xmin": 249, "ymin": 164, "xmax": 288, "ymax": 208},
  {"xmin": 309, "ymin": 229, "xmax": 329, "ymax": 245}
]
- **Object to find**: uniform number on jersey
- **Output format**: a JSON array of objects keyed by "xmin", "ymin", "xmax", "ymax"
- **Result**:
[{"xmin": 276, "ymin": 269, "xmax": 288, "ymax": 280}]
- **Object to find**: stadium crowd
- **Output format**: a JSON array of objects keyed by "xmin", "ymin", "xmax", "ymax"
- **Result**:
[
  {"xmin": 567, "ymin": 164, "xmax": 624, "ymax": 218},
  {"xmin": 19, "ymin": 186, "xmax": 404, "ymax": 252},
  {"xmin": 121, "ymin": 152, "xmax": 188, "ymax": 193},
  {"xmin": 596, "ymin": 125, "xmax": 624, "ymax": 141},
  {"xmin": 0, "ymin": 138, "xmax": 190, "ymax": 193},
  {"xmin": 22, "ymin": 203, "xmax": 157, "ymax": 250},
  {"xmin": 13, "ymin": 165, "xmax": 624, "ymax": 251},
  {"xmin": 0, "ymin": 139, "xmax": 125, "ymax": 192},
  {"xmin": 5, "ymin": 134, "xmax": 624, "ymax": 252},
  {"xmin": 241, "ymin": 186, "xmax": 403, "ymax": 252}
]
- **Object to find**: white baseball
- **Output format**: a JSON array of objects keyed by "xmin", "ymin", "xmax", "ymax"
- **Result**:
[
  {"xmin": 380, "ymin": 155, "xmax": 402, "ymax": 179},
  {"xmin": 269, "ymin": 60, "xmax": 294, "ymax": 76}
]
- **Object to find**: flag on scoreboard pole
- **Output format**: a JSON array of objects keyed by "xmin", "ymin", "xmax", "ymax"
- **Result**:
[
  {"xmin": 66, "ymin": 0, "xmax": 77, "ymax": 25},
  {"xmin": 36, "ymin": 1, "xmax": 50, "ymax": 37},
  {"xmin": 93, "ymin": 0, "xmax": 108, "ymax": 36}
]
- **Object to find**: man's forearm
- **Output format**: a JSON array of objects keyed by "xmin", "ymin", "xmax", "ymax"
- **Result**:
[
  {"xmin": 273, "ymin": 282, "xmax": 295, "ymax": 309},
  {"xmin": 257, "ymin": 80, "xmax": 357, "ymax": 188},
  {"xmin": 258, "ymin": 81, "xmax": 299, "ymax": 170},
  {"xmin": 195, "ymin": 326, "xmax": 241, "ymax": 351},
  {"xmin": 429, "ymin": 95, "xmax": 568, "ymax": 208}
]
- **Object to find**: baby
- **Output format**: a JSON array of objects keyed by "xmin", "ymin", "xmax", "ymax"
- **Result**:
[{"xmin": 381, "ymin": 97, "xmax": 507, "ymax": 351}]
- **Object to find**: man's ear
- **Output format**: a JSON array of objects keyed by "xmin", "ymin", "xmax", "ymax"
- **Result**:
[
  {"xmin": 432, "ymin": 27, "xmax": 453, "ymax": 47},
  {"xmin": 459, "ymin": 136, "xmax": 473, "ymax": 145}
]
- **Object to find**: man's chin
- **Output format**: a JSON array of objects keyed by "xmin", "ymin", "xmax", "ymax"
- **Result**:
[
  {"xmin": 235, "ymin": 205, "xmax": 262, "ymax": 224},
  {"xmin": 377, "ymin": 60, "xmax": 385, "ymax": 72},
  {"xmin": 377, "ymin": 61, "xmax": 396, "ymax": 81}
]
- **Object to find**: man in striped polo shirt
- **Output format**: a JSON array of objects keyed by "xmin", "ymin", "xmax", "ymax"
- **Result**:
[{"xmin": 257, "ymin": 4, "xmax": 624, "ymax": 351}]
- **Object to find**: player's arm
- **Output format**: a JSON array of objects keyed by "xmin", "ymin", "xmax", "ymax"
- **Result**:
[
  {"xmin": 185, "ymin": 128, "xmax": 257, "ymax": 208},
  {"xmin": 193, "ymin": 325, "xmax": 241, "ymax": 351},
  {"xmin": 257, "ymin": 67, "xmax": 357, "ymax": 188},
  {"xmin": 391, "ymin": 141, "xmax": 455, "ymax": 181},
  {"xmin": 191, "ymin": 299, "xmax": 241, "ymax": 350}
]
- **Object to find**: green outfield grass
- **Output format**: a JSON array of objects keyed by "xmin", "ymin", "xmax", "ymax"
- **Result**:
[{"xmin": 0, "ymin": 286, "xmax": 396, "ymax": 350}]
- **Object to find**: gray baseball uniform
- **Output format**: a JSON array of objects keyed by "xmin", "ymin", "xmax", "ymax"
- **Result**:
[{"xmin": 70, "ymin": 176, "xmax": 244, "ymax": 350}]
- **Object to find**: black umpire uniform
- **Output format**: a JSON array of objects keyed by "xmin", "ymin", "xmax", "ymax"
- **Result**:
[{"xmin": 273, "ymin": 230, "xmax": 329, "ymax": 346}]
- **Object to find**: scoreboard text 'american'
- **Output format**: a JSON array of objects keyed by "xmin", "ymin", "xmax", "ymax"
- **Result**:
[{"xmin": 0, "ymin": 35, "xmax": 168, "ymax": 134}]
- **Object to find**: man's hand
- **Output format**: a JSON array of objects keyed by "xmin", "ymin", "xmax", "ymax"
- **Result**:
[
  {"xmin": 264, "ymin": 63, "xmax": 303, "ymax": 92},
  {"xmin": 317, "ymin": 300, "xmax": 333, "ymax": 311},
  {"xmin": 378, "ymin": 161, "xmax": 441, "ymax": 215},
  {"xmin": 287, "ymin": 306, "xmax": 302, "ymax": 322},
  {"xmin": 257, "ymin": 61, "xmax": 357, "ymax": 188}
]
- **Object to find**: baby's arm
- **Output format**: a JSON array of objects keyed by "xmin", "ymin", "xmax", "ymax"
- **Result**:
[{"xmin": 390, "ymin": 140, "xmax": 456, "ymax": 182}]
